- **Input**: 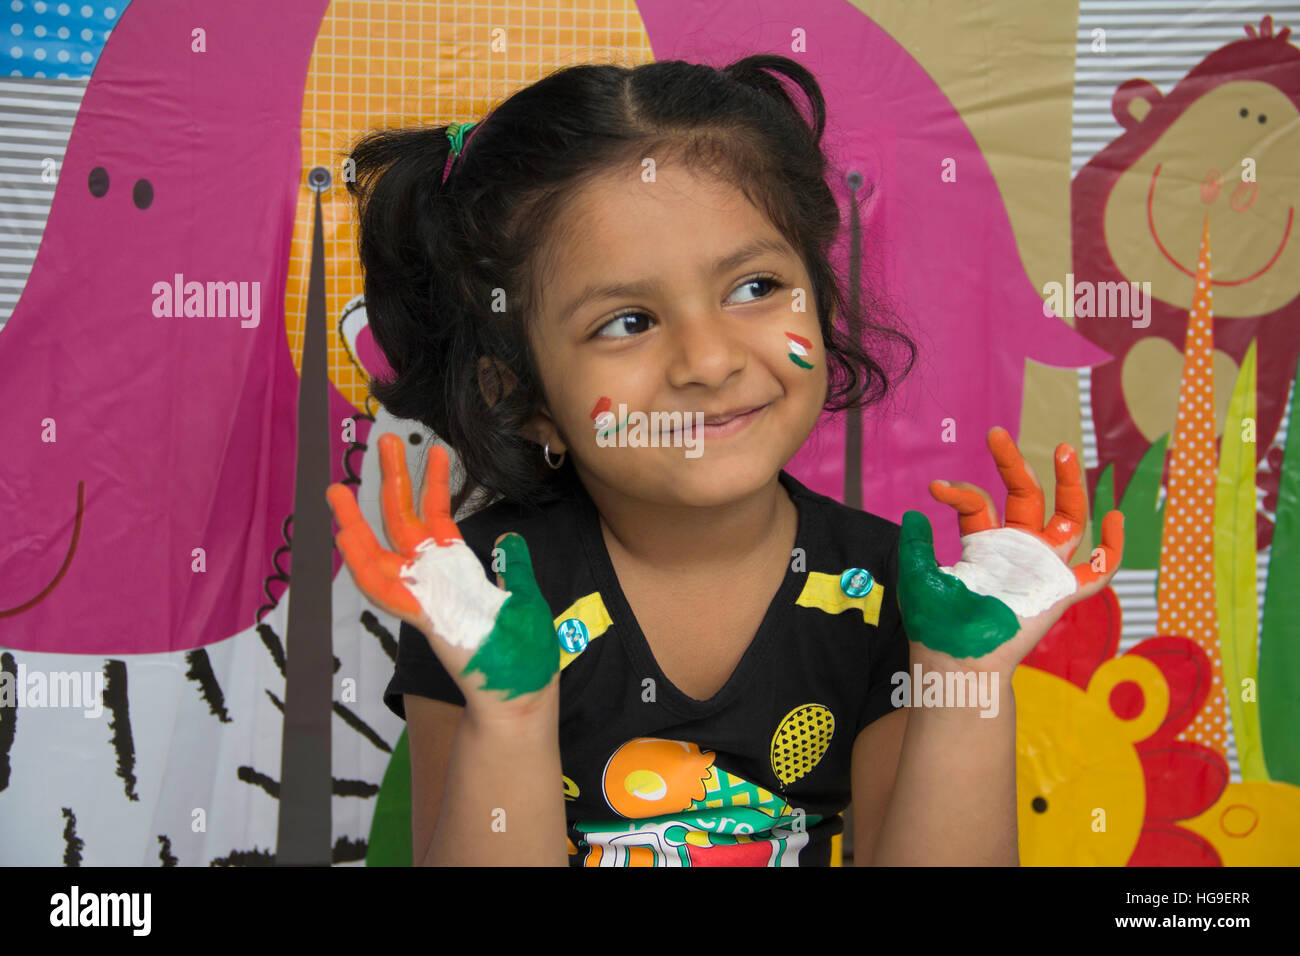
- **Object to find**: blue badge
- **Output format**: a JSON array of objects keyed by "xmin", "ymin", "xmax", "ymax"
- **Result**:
[
  {"xmin": 556, "ymin": 617, "xmax": 590, "ymax": 654},
  {"xmin": 840, "ymin": 568, "xmax": 874, "ymax": 598}
]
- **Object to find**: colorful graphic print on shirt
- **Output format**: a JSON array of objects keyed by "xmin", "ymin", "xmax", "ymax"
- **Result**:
[{"xmin": 572, "ymin": 737, "xmax": 824, "ymax": 866}]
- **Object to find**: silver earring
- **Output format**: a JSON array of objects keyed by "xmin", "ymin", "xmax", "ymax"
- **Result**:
[{"xmin": 543, "ymin": 441, "xmax": 566, "ymax": 470}]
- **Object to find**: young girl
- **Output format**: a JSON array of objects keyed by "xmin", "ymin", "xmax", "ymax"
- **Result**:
[{"xmin": 326, "ymin": 54, "xmax": 1124, "ymax": 866}]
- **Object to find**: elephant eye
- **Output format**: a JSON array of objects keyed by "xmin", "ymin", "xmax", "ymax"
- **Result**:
[{"xmin": 133, "ymin": 179, "xmax": 153, "ymax": 210}]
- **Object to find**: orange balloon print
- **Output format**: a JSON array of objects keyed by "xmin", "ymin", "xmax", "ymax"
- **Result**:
[{"xmin": 602, "ymin": 738, "xmax": 714, "ymax": 819}]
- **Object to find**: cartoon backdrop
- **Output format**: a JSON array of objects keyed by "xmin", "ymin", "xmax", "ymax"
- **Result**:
[{"xmin": 0, "ymin": 0, "xmax": 1296, "ymax": 866}]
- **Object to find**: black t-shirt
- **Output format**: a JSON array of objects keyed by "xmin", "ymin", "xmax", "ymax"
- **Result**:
[{"xmin": 384, "ymin": 469, "xmax": 909, "ymax": 866}]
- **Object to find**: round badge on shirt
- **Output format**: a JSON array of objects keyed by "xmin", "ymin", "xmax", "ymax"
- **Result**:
[
  {"xmin": 839, "ymin": 568, "xmax": 874, "ymax": 598},
  {"xmin": 556, "ymin": 617, "xmax": 590, "ymax": 654}
]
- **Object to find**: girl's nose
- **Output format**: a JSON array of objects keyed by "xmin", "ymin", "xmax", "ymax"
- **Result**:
[{"xmin": 664, "ymin": 312, "xmax": 748, "ymax": 389}]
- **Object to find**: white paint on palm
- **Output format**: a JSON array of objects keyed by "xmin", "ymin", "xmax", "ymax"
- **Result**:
[
  {"xmin": 937, "ymin": 527, "xmax": 1078, "ymax": 618},
  {"xmin": 399, "ymin": 537, "xmax": 509, "ymax": 650}
]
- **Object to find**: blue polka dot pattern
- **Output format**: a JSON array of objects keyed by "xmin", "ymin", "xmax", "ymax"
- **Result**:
[{"xmin": 4, "ymin": 0, "xmax": 124, "ymax": 78}]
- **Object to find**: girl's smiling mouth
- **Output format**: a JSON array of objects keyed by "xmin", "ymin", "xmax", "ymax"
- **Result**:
[{"xmin": 678, "ymin": 402, "xmax": 771, "ymax": 440}]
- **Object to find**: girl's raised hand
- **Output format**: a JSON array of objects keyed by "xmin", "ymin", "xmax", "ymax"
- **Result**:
[
  {"xmin": 896, "ymin": 426, "xmax": 1124, "ymax": 676},
  {"xmin": 325, "ymin": 434, "xmax": 559, "ymax": 719}
]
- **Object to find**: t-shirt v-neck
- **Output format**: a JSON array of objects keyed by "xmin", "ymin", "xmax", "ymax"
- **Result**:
[{"xmin": 572, "ymin": 470, "xmax": 809, "ymax": 721}]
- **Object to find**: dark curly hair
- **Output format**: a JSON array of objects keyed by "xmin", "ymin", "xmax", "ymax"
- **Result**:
[{"xmin": 346, "ymin": 54, "xmax": 916, "ymax": 512}]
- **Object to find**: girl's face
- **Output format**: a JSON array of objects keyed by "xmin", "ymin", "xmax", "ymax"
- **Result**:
[{"xmin": 525, "ymin": 163, "xmax": 829, "ymax": 509}]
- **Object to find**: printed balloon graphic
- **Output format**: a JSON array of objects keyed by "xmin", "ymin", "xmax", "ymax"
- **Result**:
[{"xmin": 770, "ymin": 703, "xmax": 835, "ymax": 786}]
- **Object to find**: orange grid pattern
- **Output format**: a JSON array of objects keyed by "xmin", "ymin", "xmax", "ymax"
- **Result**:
[{"xmin": 286, "ymin": 0, "xmax": 656, "ymax": 409}]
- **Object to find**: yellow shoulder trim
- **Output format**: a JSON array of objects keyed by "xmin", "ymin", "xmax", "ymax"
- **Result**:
[
  {"xmin": 795, "ymin": 572, "xmax": 883, "ymax": 626},
  {"xmin": 553, "ymin": 591, "xmax": 613, "ymax": 670}
]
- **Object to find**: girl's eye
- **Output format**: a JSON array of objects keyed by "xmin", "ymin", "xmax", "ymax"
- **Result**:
[
  {"xmin": 595, "ymin": 312, "xmax": 653, "ymax": 338},
  {"xmin": 728, "ymin": 275, "xmax": 782, "ymax": 304},
  {"xmin": 592, "ymin": 275, "xmax": 784, "ymax": 338}
]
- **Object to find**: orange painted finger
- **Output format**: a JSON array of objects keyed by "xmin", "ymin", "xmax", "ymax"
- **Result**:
[
  {"xmin": 326, "ymin": 482, "xmax": 366, "ymax": 536},
  {"xmin": 419, "ymin": 444, "xmax": 462, "ymax": 544},
  {"xmin": 929, "ymin": 480, "xmax": 998, "ymax": 535},
  {"xmin": 1072, "ymin": 510, "xmax": 1125, "ymax": 588},
  {"xmin": 328, "ymin": 483, "xmax": 404, "ymax": 576},
  {"xmin": 334, "ymin": 521, "xmax": 408, "ymax": 581},
  {"xmin": 336, "ymin": 522, "xmax": 423, "ymax": 621},
  {"xmin": 989, "ymin": 427, "xmax": 1044, "ymax": 532},
  {"xmin": 379, "ymin": 433, "xmax": 434, "ymax": 556},
  {"xmin": 1042, "ymin": 442, "xmax": 1087, "ymax": 548},
  {"xmin": 327, "ymin": 482, "xmax": 424, "ymax": 620}
]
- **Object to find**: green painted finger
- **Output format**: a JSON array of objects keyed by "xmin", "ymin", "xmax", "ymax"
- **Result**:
[
  {"xmin": 896, "ymin": 510, "xmax": 1021, "ymax": 659},
  {"xmin": 462, "ymin": 533, "xmax": 560, "ymax": 699},
  {"xmin": 494, "ymin": 530, "xmax": 540, "ymax": 594},
  {"xmin": 898, "ymin": 508, "xmax": 940, "ymax": 578}
]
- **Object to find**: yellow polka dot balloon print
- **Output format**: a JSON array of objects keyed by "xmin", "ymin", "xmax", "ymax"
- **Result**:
[{"xmin": 770, "ymin": 704, "xmax": 834, "ymax": 786}]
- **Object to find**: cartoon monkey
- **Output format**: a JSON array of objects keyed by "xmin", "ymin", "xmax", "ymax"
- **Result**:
[{"xmin": 1071, "ymin": 15, "xmax": 1300, "ymax": 551}]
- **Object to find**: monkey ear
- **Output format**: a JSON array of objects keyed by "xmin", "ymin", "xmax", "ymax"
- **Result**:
[{"xmin": 1112, "ymin": 78, "xmax": 1163, "ymax": 131}]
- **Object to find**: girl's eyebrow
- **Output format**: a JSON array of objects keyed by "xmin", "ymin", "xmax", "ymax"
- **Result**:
[{"xmin": 558, "ymin": 236, "xmax": 795, "ymax": 324}]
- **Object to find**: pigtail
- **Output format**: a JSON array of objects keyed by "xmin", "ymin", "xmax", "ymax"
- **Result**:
[
  {"xmin": 344, "ymin": 125, "xmax": 463, "ymax": 426},
  {"xmin": 723, "ymin": 55, "xmax": 827, "ymax": 147}
]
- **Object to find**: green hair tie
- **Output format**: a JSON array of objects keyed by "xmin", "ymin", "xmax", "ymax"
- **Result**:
[{"xmin": 445, "ymin": 121, "xmax": 477, "ymax": 158}]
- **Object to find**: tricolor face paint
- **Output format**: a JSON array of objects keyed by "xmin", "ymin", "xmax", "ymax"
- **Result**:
[
  {"xmin": 785, "ymin": 331, "xmax": 813, "ymax": 369},
  {"xmin": 591, "ymin": 395, "xmax": 614, "ymax": 432},
  {"xmin": 590, "ymin": 395, "xmax": 626, "ymax": 438},
  {"xmin": 399, "ymin": 533, "xmax": 558, "ymax": 699}
]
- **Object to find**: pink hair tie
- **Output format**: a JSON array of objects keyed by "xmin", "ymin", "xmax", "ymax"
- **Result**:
[{"xmin": 440, "ymin": 121, "xmax": 478, "ymax": 185}]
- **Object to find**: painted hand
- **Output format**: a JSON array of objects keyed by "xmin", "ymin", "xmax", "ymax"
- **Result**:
[
  {"xmin": 326, "ymin": 433, "xmax": 558, "ymax": 705},
  {"xmin": 896, "ymin": 427, "xmax": 1124, "ymax": 673}
]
